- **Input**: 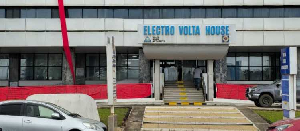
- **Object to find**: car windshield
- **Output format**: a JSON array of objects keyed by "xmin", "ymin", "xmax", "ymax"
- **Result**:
[{"xmin": 47, "ymin": 103, "xmax": 72, "ymax": 115}]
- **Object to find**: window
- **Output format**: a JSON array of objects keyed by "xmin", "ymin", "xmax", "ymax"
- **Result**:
[
  {"xmin": 144, "ymin": 9, "xmax": 160, "ymax": 19},
  {"xmin": 175, "ymin": 8, "xmax": 191, "ymax": 18},
  {"xmin": 114, "ymin": 9, "xmax": 128, "ymax": 19},
  {"xmin": 85, "ymin": 54, "xmax": 107, "ymax": 81},
  {"xmin": 238, "ymin": 8, "xmax": 253, "ymax": 18},
  {"xmin": 25, "ymin": 105, "xmax": 55, "ymax": 119},
  {"xmin": 21, "ymin": 8, "xmax": 36, "ymax": 18},
  {"xmin": 6, "ymin": 8, "xmax": 20, "ymax": 18},
  {"xmin": 254, "ymin": 8, "xmax": 270, "ymax": 18},
  {"xmin": 191, "ymin": 8, "xmax": 205, "ymax": 18},
  {"xmin": 51, "ymin": 9, "xmax": 59, "ymax": 18},
  {"xmin": 20, "ymin": 54, "xmax": 62, "ymax": 80},
  {"xmin": 160, "ymin": 8, "xmax": 175, "ymax": 19},
  {"xmin": 98, "ymin": 9, "xmax": 113, "ymax": 18},
  {"xmin": 270, "ymin": 8, "xmax": 284, "ymax": 18},
  {"xmin": 206, "ymin": 8, "xmax": 221, "ymax": 18},
  {"xmin": 36, "ymin": 8, "xmax": 51, "ymax": 18},
  {"xmin": 227, "ymin": 53, "xmax": 280, "ymax": 81},
  {"xmin": 129, "ymin": 9, "xmax": 143, "ymax": 19},
  {"xmin": 0, "ymin": 104, "xmax": 22, "ymax": 116},
  {"xmin": 0, "ymin": 54, "xmax": 9, "ymax": 80},
  {"xmin": 66, "ymin": 8, "xmax": 82, "ymax": 18},
  {"xmin": 0, "ymin": 8, "xmax": 5, "ymax": 18},
  {"xmin": 285, "ymin": 8, "xmax": 300, "ymax": 17},
  {"xmin": 222, "ymin": 8, "xmax": 237, "ymax": 18},
  {"xmin": 83, "ymin": 8, "xmax": 98, "ymax": 18}
]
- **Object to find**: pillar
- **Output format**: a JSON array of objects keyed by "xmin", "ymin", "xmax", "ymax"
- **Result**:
[
  {"xmin": 154, "ymin": 60, "xmax": 160, "ymax": 100},
  {"xmin": 297, "ymin": 47, "xmax": 300, "ymax": 80},
  {"xmin": 9, "ymin": 54, "xmax": 20, "ymax": 87},
  {"xmin": 75, "ymin": 53, "xmax": 85, "ymax": 85},
  {"xmin": 62, "ymin": 48, "xmax": 75, "ymax": 85},
  {"xmin": 138, "ymin": 49, "xmax": 150, "ymax": 83},
  {"xmin": 207, "ymin": 60, "xmax": 214, "ymax": 101},
  {"xmin": 214, "ymin": 57, "xmax": 227, "ymax": 83}
]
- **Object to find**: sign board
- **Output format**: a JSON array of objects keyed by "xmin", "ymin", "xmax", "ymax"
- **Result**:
[
  {"xmin": 138, "ymin": 25, "xmax": 236, "ymax": 44},
  {"xmin": 281, "ymin": 47, "xmax": 297, "ymax": 118},
  {"xmin": 107, "ymin": 37, "xmax": 117, "ymax": 105}
]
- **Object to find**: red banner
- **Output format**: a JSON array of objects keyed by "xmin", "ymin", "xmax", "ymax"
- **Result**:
[
  {"xmin": 0, "ymin": 84, "xmax": 152, "ymax": 102},
  {"xmin": 216, "ymin": 83, "xmax": 255, "ymax": 100},
  {"xmin": 58, "ymin": 0, "xmax": 75, "ymax": 84}
]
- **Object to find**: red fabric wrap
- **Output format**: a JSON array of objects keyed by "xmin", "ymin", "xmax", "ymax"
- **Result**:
[
  {"xmin": 58, "ymin": 0, "xmax": 75, "ymax": 84},
  {"xmin": 0, "ymin": 84, "xmax": 152, "ymax": 101},
  {"xmin": 216, "ymin": 83, "xmax": 255, "ymax": 100}
]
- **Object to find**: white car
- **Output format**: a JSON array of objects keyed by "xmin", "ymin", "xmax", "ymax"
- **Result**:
[{"xmin": 0, "ymin": 100, "xmax": 107, "ymax": 131}]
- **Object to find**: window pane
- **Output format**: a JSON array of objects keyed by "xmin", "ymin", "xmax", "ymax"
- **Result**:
[
  {"xmin": 226, "ymin": 53, "xmax": 235, "ymax": 66},
  {"xmin": 183, "ymin": 60, "xmax": 196, "ymax": 67},
  {"xmin": 263, "ymin": 67, "xmax": 275, "ymax": 81},
  {"xmin": 276, "ymin": 54, "xmax": 280, "ymax": 66},
  {"xmin": 161, "ymin": 9, "xmax": 175, "ymax": 19},
  {"xmin": 276, "ymin": 67, "xmax": 281, "ymax": 80},
  {"xmin": 227, "ymin": 67, "xmax": 236, "ymax": 81},
  {"xmin": 236, "ymin": 67, "xmax": 249, "ymax": 80},
  {"xmin": 100, "ymin": 67, "xmax": 107, "ymax": 81},
  {"xmin": 0, "ymin": 8, "xmax": 5, "ymax": 18},
  {"xmin": 86, "ymin": 67, "xmax": 99, "ymax": 80},
  {"xmin": 144, "ymin": 9, "xmax": 160, "ymax": 19},
  {"xmin": 67, "ymin": 8, "xmax": 82, "ymax": 18},
  {"xmin": 25, "ymin": 105, "xmax": 39, "ymax": 117},
  {"xmin": 0, "ymin": 54, "xmax": 9, "ymax": 66},
  {"xmin": 263, "ymin": 53, "xmax": 275, "ymax": 66},
  {"xmin": 236, "ymin": 53, "xmax": 248, "ymax": 66},
  {"xmin": 100, "ymin": 54, "xmax": 107, "ymax": 67},
  {"xmin": 128, "ymin": 67, "xmax": 139, "ymax": 79},
  {"xmin": 49, "ymin": 54, "xmax": 62, "ymax": 66},
  {"xmin": 6, "ymin": 9, "xmax": 13, "ymax": 18},
  {"xmin": 51, "ymin": 9, "xmax": 59, "ymax": 18},
  {"xmin": 36, "ymin": 9, "xmax": 51, "ymax": 18},
  {"xmin": 35, "ymin": 54, "xmax": 48, "ymax": 66},
  {"xmin": 117, "ymin": 67, "xmax": 127, "ymax": 81},
  {"xmin": 270, "ymin": 8, "xmax": 284, "ymax": 18},
  {"xmin": 129, "ymin": 9, "xmax": 143, "ymax": 19},
  {"xmin": 114, "ymin": 9, "xmax": 128, "ymax": 19},
  {"xmin": 83, "ymin": 8, "xmax": 97, "ymax": 18},
  {"xmin": 254, "ymin": 8, "xmax": 270, "ymax": 18},
  {"xmin": 197, "ymin": 60, "xmax": 206, "ymax": 66},
  {"xmin": 250, "ymin": 67, "xmax": 262, "ymax": 80},
  {"xmin": 0, "ymin": 67, "xmax": 9, "ymax": 80},
  {"xmin": 175, "ymin": 8, "xmax": 191, "ymax": 18},
  {"xmin": 117, "ymin": 54, "xmax": 127, "ymax": 66},
  {"xmin": 250, "ymin": 53, "xmax": 262, "ymax": 66},
  {"xmin": 48, "ymin": 67, "xmax": 62, "ymax": 80},
  {"xmin": 0, "ymin": 104, "xmax": 22, "ymax": 116},
  {"xmin": 86, "ymin": 54, "xmax": 99, "ymax": 66},
  {"xmin": 98, "ymin": 9, "xmax": 113, "ymax": 18},
  {"xmin": 206, "ymin": 8, "xmax": 221, "ymax": 18},
  {"xmin": 34, "ymin": 67, "xmax": 47, "ymax": 80},
  {"xmin": 238, "ymin": 8, "xmax": 253, "ymax": 18},
  {"xmin": 191, "ymin": 8, "xmax": 205, "ymax": 18},
  {"xmin": 20, "ymin": 67, "xmax": 33, "ymax": 80},
  {"xmin": 26, "ymin": 8, "xmax": 36, "ymax": 18},
  {"xmin": 222, "ymin": 8, "xmax": 237, "ymax": 18},
  {"xmin": 38, "ymin": 106, "xmax": 55, "ymax": 118},
  {"xmin": 285, "ymin": 8, "xmax": 300, "ymax": 17},
  {"xmin": 21, "ymin": 54, "xmax": 34, "ymax": 66},
  {"xmin": 128, "ymin": 54, "xmax": 139, "ymax": 67}
]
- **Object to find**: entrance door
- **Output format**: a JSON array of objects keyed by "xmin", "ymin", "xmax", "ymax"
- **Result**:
[
  {"xmin": 162, "ymin": 60, "xmax": 178, "ymax": 81},
  {"xmin": 161, "ymin": 60, "xmax": 197, "ymax": 82}
]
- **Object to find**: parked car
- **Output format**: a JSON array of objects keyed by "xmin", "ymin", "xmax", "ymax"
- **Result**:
[
  {"xmin": 0, "ymin": 100, "xmax": 107, "ymax": 131},
  {"xmin": 267, "ymin": 118, "xmax": 300, "ymax": 131},
  {"xmin": 246, "ymin": 80, "xmax": 300, "ymax": 107}
]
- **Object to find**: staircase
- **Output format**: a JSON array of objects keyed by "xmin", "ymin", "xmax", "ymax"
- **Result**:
[{"xmin": 163, "ymin": 81, "xmax": 205, "ymax": 105}]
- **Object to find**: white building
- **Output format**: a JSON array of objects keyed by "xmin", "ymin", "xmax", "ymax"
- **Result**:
[{"xmin": 0, "ymin": 0, "xmax": 300, "ymax": 101}]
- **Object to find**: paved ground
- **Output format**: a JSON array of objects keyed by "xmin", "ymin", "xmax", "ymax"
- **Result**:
[
  {"xmin": 141, "ymin": 106, "xmax": 258, "ymax": 131},
  {"xmin": 124, "ymin": 106, "xmax": 145, "ymax": 131},
  {"xmin": 237, "ymin": 106, "xmax": 270, "ymax": 131}
]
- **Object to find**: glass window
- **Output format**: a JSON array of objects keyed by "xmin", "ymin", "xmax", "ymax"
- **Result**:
[
  {"xmin": 48, "ymin": 67, "xmax": 62, "ymax": 80},
  {"xmin": 117, "ymin": 54, "xmax": 127, "ymax": 66},
  {"xmin": 263, "ymin": 53, "xmax": 275, "ymax": 66},
  {"xmin": 206, "ymin": 8, "xmax": 221, "ymax": 18},
  {"xmin": 6, "ymin": 8, "xmax": 20, "ymax": 18},
  {"xmin": 21, "ymin": 54, "xmax": 34, "ymax": 66},
  {"xmin": 160, "ymin": 8, "xmax": 175, "ymax": 19},
  {"xmin": 238, "ymin": 8, "xmax": 253, "ymax": 18},
  {"xmin": 100, "ymin": 54, "xmax": 107, "ymax": 66},
  {"xmin": 117, "ymin": 67, "xmax": 127, "ymax": 81},
  {"xmin": 128, "ymin": 67, "xmax": 139, "ymax": 79},
  {"xmin": 285, "ymin": 8, "xmax": 300, "ymax": 17},
  {"xmin": 25, "ymin": 8, "xmax": 36, "ymax": 18},
  {"xmin": 49, "ymin": 54, "xmax": 62, "ymax": 66},
  {"xmin": 34, "ymin": 67, "xmax": 47, "ymax": 80},
  {"xmin": 129, "ymin": 9, "xmax": 143, "ymax": 19},
  {"xmin": 128, "ymin": 54, "xmax": 139, "ymax": 67},
  {"xmin": 227, "ymin": 67, "xmax": 236, "ymax": 80},
  {"xmin": 36, "ymin": 8, "xmax": 51, "ymax": 18},
  {"xmin": 269, "ymin": 8, "xmax": 284, "ymax": 18},
  {"xmin": 250, "ymin": 67, "xmax": 262, "ymax": 80},
  {"xmin": 197, "ymin": 60, "xmax": 206, "ymax": 67},
  {"xmin": 226, "ymin": 53, "xmax": 235, "ymax": 66},
  {"xmin": 236, "ymin": 53, "xmax": 248, "ymax": 66},
  {"xmin": 0, "ymin": 54, "xmax": 9, "ymax": 66},
  {"xmin": 0, "ymin": 104, "xmax": 22, "ymax": 116},
  {"xmin": 86, "ymin": 67, "xmax": 99, "ymax": 80},
  {"xmin": 100, "ymin": 67, "xmax": 107, "ymax": 81},
  {"xmin": 35, "ymin": 54, "xmax": 48, "ymax": 66},
  {"xmin": 236, "ymin": 67, "xmax": 249, "ymax": 80},
  {"xmin": 38, "ymin": 106, "xmax": 55, "ymax": 118},
  {"xmin": 86, "ymin": 54, "xmax": 99, "ymax": 66},
  {"xmin": 83, "ymin": 8, "xmax": 97, "ymax": 18},
  {"xmin": 0, "ymin": 54, "xmax": 9, "ymax": 80},
  {"xmin": 191, "ymin": 8, "xmax": 205, "ymax": 18},
  {"xmin": 254, "ymin": 8, "xmax": 270, "ymax": 18},
  {"xmin": 67, "ymin": 8, "xmax": 82, "ymax": 18},
  {"xmin": 98, "ymin": 9, "xmax": 113, "ymax": 18},
  {"xmin": 175, "ymin": 8, "xmax": 191, "ymax": 18},
  {"xmin": 51, "ymin": 9, "xmax": 59, "ymax": 18},
  {"xmin": 0, "ymin": 67, "xmax": 9, "ymax": 80},
  {"xmin": 20, "ymin": 67, "xmax": 34, "ymax": 80},
  {"xmin": 144, "ymin": 9, "xmax": 160, "ymax": 19},
  {"xmin": 222, "ymin": 8, "xmax": 237, "ymax": 18},
  {"xmin": 114, "ymin": 9, "xmax": 128, "ymax": 19},
  {"xmin": 249, "ymin": 53, "xmax": 262, "ymax": 66},
  {"xmin": 0, "ymin": 8, "xmax": 5, "ymax": 18},
  {"xmin": 263, "ymin": 67, "xmax": 275, "ymax": 81}
]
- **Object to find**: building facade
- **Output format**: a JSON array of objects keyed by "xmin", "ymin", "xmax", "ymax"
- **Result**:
[{"xmin": 0, "ymin": 0, "xmax": 300, "ymax": 100}]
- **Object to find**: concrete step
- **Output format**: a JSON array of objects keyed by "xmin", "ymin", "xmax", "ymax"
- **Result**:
[
  {"xmin": 164, "ymin": 92, "xmax": 202, "ymax": 95},
  {"xmin": 164, "ymin": 99, "xmax": 205, "ymax": 103}
]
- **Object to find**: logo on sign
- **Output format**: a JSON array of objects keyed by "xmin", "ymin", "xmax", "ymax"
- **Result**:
[{"xmin": 222, "ymin": 35, "xmax": 229, "ymax": 43}]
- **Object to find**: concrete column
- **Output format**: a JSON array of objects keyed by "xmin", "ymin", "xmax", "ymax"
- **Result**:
[
  {"xmin": 214, "ymin": 57, "xmax": 227, "ymax": 83},
  {"xmin": 9, "ymin": 54, "xmax": 19, "ymax": 87},
  {"xmin": 75, "ymin": 54, "xmax": 85, "ymax": 85},
  {"xmin": 207, "ymin": 60, "xmax": 214, "ymax": 101},
  {"xmin": 154, "ymin": 60, "xmax": 160, "ymax": 100},
  {"xmin": 138, "ymin": 49, "xmax": 150, "ymax": 83},
  {"xmin": 297, "ymin": 47, "xmax": 300, "ymax": 80},
  {"xmin": 62, "ymin": 48, "xmax": 75, "ymax": 85}
]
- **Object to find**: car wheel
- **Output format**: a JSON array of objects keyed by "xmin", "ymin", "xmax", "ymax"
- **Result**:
[
  {"xmin": 254, "ymin": 101, "xmax": 261, "ymax": 107},
  {"xmin": 259, "ymin": 94, "xmax": 273, "ymax": 107}
]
